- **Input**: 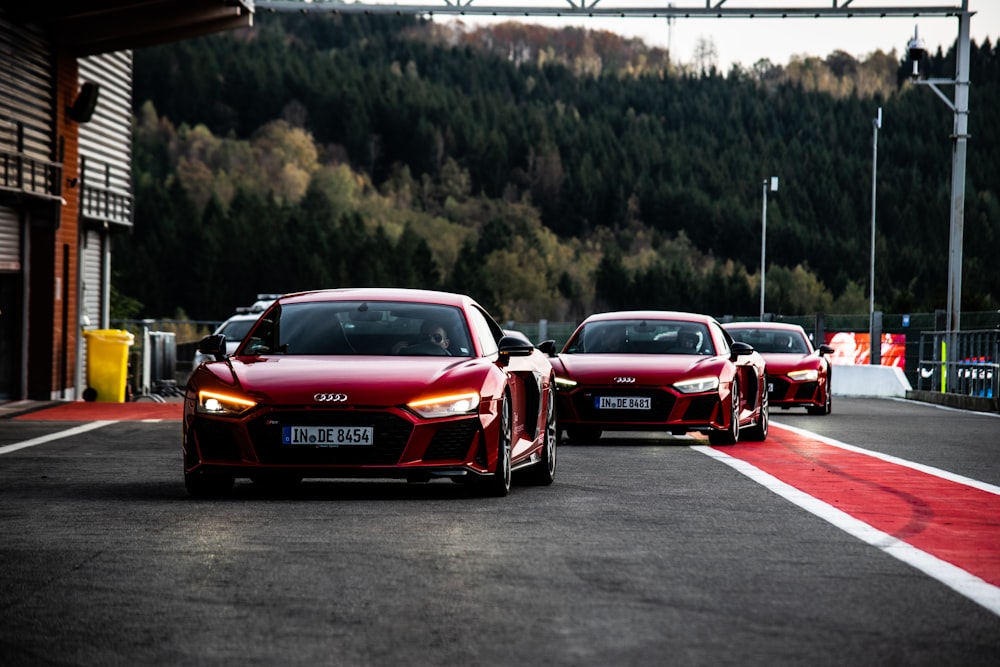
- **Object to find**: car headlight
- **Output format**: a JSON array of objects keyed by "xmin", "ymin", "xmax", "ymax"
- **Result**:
[
  {"xmin": 788, "ymin": 369, "xmax": 819, "ymax": 382},
  {"xmin": 408, "ymin": 392, "xmax": 481, "ymax": 419},
  {"xmin": 197, "ymin": 390, "xmax": 257, "ymax": 416},
  {"xmin": 553, "ymin": 376, "xmax": 578, "ymax": 391},
  {"xmin": 673, "ymin": 376, "xmax": 720, "ymax": 394}
]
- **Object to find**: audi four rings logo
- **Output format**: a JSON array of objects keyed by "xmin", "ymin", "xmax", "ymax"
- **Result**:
[
  {"xmin": 314, "ymin": 393, "xmax": 348, "ymax": 402},
  {"xmin": 613, "ymin": 377, "xmax": 636, "ymax": 384}
]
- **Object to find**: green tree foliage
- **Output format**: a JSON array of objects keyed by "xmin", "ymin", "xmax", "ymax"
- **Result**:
[{"xmin": 120, "ymin": 14, "xmax": 999, "ymax": 323}]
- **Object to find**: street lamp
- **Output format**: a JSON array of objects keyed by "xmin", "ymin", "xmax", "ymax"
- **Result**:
[
  {"xmin": 760, "ymin": 175, "xmax": 778, "ymax": 320},
  {"xmin": 869, "ymin": 107, "xmax": 881, "ymax": 365},
  {"xmin": 907, "ymin": 10, "xmax": 971, "ymax": 391}
]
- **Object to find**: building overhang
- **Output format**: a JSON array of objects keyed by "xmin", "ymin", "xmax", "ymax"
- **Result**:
[{"xmin": 6, "ymin": 1, "xmax": 255, "ymax": 56}]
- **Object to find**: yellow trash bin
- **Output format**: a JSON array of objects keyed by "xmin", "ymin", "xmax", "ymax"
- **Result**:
[{"xmin": 83, "ymin": 329, "xmax": 135, "ymax": 402}]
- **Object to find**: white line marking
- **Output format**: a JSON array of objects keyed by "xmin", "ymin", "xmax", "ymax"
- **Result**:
[
  {"xmin": 0, "ymin": 421, "xmax": 117, "ymax": 455},
  {"xmin": 692, "ymin": 443, "xmax": 1000, "ymax": 617},
  {"xmin": 891, "ymin": 396, "xmax": 1000, "ymax": 418},
  {"xmin": 771, "ymin": 420, "xmax": 1000, "ymax": 496}
]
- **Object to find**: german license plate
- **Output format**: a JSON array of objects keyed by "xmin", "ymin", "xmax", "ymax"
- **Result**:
[
  {"xmin": 596, "ymin": 396, "xmax": 651, "ymax": 410},
  {"xmin": 282, "ymin": 426, "xmax": 374, "ymax": 447}
]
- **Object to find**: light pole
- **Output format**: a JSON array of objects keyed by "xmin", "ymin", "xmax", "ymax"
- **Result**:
[
  {"xmin": 907, "ymin": 8, "xmax": 971, "ymax": 391},
  {"xmin": 759, "ymin": 176, "xmax": 778, "ymax": 320},
  {"xmin": 869, "ymin": 107, "xmax": 881, "ymax": 365}
]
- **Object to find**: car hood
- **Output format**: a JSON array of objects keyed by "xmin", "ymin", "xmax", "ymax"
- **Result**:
[
  {"xmin": 551, "ymin": 353, "xmax": 723, "ymax": 385},
  {"xmin": 759, "ymin": 352, "xmax": 823, "ymax": 374},
  {"xmin": 198, "ymin": 355, "xmax": 488, "ymax": 406}
]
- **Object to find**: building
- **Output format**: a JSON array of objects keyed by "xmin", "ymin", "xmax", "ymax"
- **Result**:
[{"xmin": 0, "ymin": 2, "xmax": 253, "ymax": 400}]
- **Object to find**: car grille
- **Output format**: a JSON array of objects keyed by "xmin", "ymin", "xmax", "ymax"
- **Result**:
[
  {"xmin": 682, "ymin": 396, "xmax": 718, "ymax": 422},
  {"xmin": 192, "ymin": 421, "xmax": 242, "ymax": 462},
  {"xmin": 769, "ymin": 377, "xmax": 792, "ymax": 399},
  {"xmin": 247, "ymin": 410, "xmax": 413, "ymax": 465},
  {"xmin": 572, "ymin": 388, "xmax": 676, "ymax": 423},
  {"xmin": 423, "ymin": 420, "xmax": 480, "ymax": 461},
  {"xmin": 770, "ymin": 377, "xmax": 819, "ymax": 403},
  {"xmin": 794, "ymin": 382, "xmax": 819, "ymax": 401}
]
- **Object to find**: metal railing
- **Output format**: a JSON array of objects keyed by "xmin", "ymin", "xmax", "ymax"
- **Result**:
[
  {"xmin": 0, "ymin": 149, "xmax": 63, "ymax": 201},
  {"xmin": 916, "ymin": 329, "xmax": 999, "ymax": 399},
  {"xmin": 110, "ymin": 314, "xmax": 1000, "ymax": 404}
]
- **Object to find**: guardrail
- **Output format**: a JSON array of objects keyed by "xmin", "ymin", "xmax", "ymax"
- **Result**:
[
  {"xmin": 916, "ymin": 329, "xmax": 999, "ymax": 399},
  {"xmin": 111, "ymin": 315, "xmax": 1000, "ymax": 409}
]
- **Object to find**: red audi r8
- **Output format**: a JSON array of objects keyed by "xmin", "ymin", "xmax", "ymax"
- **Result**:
[
  {"xmin": 549, "ymin": 311, "xmax": 769, "ymax": 445},
  {"xmin": 723, "ymin": 321, "xmax": 834, "ymax": 415},
  {"xmin": 183, "ymin": 288, "xmax": 558, "ymax": 497}
]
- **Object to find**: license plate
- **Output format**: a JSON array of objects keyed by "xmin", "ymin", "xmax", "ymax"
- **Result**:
[
  {"xmin": 596, "ymin": 396, "xmax": 651, "ymax": 410},
  {"xmin": 282, "ymin": 426, "xmax": 374, "ymax": 447}
]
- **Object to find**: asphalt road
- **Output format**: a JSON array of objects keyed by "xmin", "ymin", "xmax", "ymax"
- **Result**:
[{"xmin": 0, "ymin": 398, "xmax": 997, "ymax": 666}]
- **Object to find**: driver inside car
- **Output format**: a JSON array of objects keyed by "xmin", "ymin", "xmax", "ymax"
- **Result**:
[{"xmin": 393, "ymin": 320, "xmax": 451, "ymax": 355}]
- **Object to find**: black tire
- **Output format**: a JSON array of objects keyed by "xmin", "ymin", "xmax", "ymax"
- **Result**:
[
  {"xmin": 743, "ymin": 376, "xmax": 769, "ymax": 441},
  {"xmin": 185, "ymin": 470, "xmax": 235, "ymax": 498},
  {"xmin": 708, "ymin": 380, "xmax": 740, "ymax": 446},
  {"xmin": 523, "ymin": 385, "xmax": 557, "ymax": 486},
  {"xmin": 480, "ymin": 391, "xmax": 512, "ymax": 497}
]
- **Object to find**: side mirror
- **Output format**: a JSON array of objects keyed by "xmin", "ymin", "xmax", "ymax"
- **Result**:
[
  {"xmin": 498, "ymin": 335, "xmax": 534, "ymax": 357},
  {"xmin": 198, "ymin": 334, "xmax": 227, "ymax": 362},
  {"xmin": 818, "ymin": 344, "xmax": 835, "ymax": 356},
  {"xmin": 497, "ymin": 335, "xmax": 534, "ymax": 368},
  {"xmin": 537, "ymin": 339, "xmax": 557, "ymax": 356},
  {"xmin": 730, "ymin": 341, "xmax": 755, "ymax": 359}
]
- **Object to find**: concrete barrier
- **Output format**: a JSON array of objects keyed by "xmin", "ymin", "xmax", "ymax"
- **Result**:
[{"xmin": 831, "ymin": 364, "xmax": 912, "ymax": 398}]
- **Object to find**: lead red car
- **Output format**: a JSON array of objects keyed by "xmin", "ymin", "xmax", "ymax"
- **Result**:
[
  {"xmin": 723, "ymin": 321, "xmax": 834, "ymax": 415},
  {"xmin": 183, "ymin": 288, "xmax": 557, "ymax": 497},
  {"xmin": 549, "ymin": 311, "xmax": 769, "ymax": 445}
]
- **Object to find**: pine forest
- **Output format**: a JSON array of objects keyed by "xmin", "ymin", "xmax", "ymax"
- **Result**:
[{"xmin": 116, "ymin": 13, "xmax": 1000, "ymax": 324}]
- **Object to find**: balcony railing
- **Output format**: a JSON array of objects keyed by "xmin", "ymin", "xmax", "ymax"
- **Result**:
[
  {"xmin": 0, "ymin": 149, "xmax": 63, "ymax": 201},
  {"xmin": 80, "ymin": 182, "xmax": 133, "ymax": 227}
]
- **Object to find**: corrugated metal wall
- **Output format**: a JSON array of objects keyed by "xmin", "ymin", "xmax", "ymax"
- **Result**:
[
  {"xmin": 0, "ymin": 205, "xmax": 19, "ymax": 270},
  {"xmin": 0, "ymin": 14, "xmax": 54, "ymax": 271},
  {"xmin": 80, "ymin": 228, "xmax": 104, "ymax": 328},
  {"xmin": 78, "ymin": 51, "xmax": 133, "ymax": 227},
  {"xmin": 0, "ymin": 16, "xmax": 54, "ymax": 159}
]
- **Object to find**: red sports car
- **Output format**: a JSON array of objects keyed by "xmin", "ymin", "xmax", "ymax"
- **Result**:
[
  {"xmin": 183, "ymin": 288, "xmax": 557, "ymax": 497},
  {"xmin": 723, "ymin": 322, "xmax": 834, "ymax": 415},
  {"xmin": 549, "ymin": 311, "xmax": 769, "ymax": 445}
]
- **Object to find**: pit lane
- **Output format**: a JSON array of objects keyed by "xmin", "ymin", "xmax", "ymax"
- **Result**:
[{"xmin": 0, "ymin": 397, "xmax": 997, "ymax": 665}]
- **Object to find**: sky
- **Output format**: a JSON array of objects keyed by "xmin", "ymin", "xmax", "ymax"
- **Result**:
[{"xmin": 436, "ymin": 0, "xmax": 1000, "ymax": 70}]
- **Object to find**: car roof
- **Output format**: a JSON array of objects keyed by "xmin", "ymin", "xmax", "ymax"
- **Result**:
[
  {"xmin": 276, "ymin": 288, "xmax": 473, "ymax": 309},
  {"xmin": 581, "ymin": 310, "xmax": 718, "ymax": 325},
  {"xmin": 723, "ymin": 321, "xmax": 807, "ymax": 333}
]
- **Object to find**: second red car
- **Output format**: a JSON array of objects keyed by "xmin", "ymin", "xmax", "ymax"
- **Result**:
[{"xmin": 549, "ymin": 311, "xmax": 769, "ymax": 445}]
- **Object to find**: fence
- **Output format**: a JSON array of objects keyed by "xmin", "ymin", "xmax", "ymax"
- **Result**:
[
  {"xmin": 916, "ymin": 329, "xmax": 999, "ymax": 399},
  {"xmin": 113, "ymin": 311, "xmax": 1000, "ymax": 401}
]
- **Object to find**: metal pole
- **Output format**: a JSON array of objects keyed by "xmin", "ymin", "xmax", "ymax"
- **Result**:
[
  {"xmin": 759, "ymin": 179, "xmax": 767, "ymax": 319},
  {"xmin": 869, "ymin": 108, "xmax": 880, "ymax": 365},
  {"xmin": 945, "ymin": 9, "xmax": 971, "ymax": 390}
]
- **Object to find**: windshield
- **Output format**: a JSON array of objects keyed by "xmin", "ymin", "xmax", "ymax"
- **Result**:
[
  {"xmin": 728, "ymin": 328, "xmax": 810, "ymax": 354},
  {"xmin": 239, "ymin": 301, "xmax": 474, "ymax": 357},
  {"xmin": 564, "ymin": 320, "xmax": 714, "ymax": 355}
]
